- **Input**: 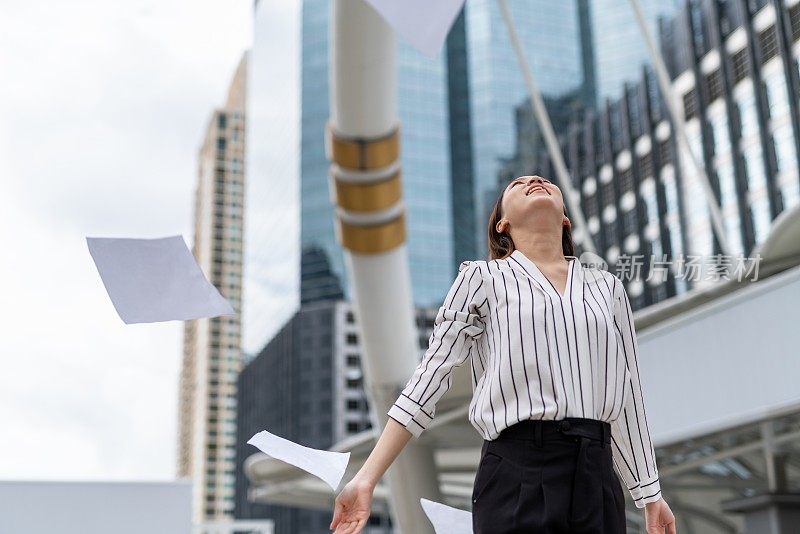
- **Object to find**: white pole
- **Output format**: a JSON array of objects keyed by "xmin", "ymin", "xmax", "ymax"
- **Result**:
[
  {"xmin": 627, "ymin": 0, "xmax": 732, "ymax": 256},
  {"xmin": 497, "ymin": 0, "xmax": 598, "ymax": 256},
  {"xmin": 329, "ymin": 1, "xmax": 439, "ymax": 532}
]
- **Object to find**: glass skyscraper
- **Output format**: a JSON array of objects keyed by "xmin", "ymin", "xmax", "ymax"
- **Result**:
[
  {"xmin": 589, "ymin": 0, "xmax": 683, "ymax": 103},
  {"xmin": 454, "ymin": 0, "xmax": 591, "ymax": 257}
]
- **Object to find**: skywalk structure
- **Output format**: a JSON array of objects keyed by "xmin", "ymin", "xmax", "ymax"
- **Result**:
[{"xmin": 244, "ymin": 0, "xmax": 800, "ymax": 532}]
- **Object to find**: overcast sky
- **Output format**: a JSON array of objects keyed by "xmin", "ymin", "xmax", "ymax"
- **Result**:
[{"xmin": 0, "ymin": 0, "xmax": 298, "ymax": 481}]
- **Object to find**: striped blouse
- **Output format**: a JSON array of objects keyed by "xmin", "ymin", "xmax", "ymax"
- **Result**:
[{"xmin": 386, "ymin": 249, "xmax": 661, "ymax": 508}]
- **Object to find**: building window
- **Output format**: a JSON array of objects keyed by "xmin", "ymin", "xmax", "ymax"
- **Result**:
[
  {"xmin": 620, "ymin": 168, "xmax": 634, "ymax": 192},
  {"xmin": 758, "ymin": 25, "xmax": 777, "ymax": 62},
  {"xmin": 683, "ymin": 88, "xmax": 698, "ymax": 120},
  {"xmin": 705, "ymin": 69, "xmax": 723, "ymax": 102},
  {"xmin": 623, "ymin": 209, "xmax": 638, "ymax": 237},
  {"xmin": 346, "ymin": 333, "xmax": 358, "ymax": 345},
  {"xmin": 346, "ymin": 377, "xmax": 361, "ymax": 388},
  {"xmin": 601, "ymin": 181, "xmax": 615, "ymax": 206},
  {"xmin": 583, "ymin": 194, "xmax": 598, "ymax": 218},
  {"xmin": 659, "ymin": 139, "xmax": 673, "ymax": 165},
  {"xmin": 731, "ymin": 49, "xmax": 749, "ymax": 84},
  {"xmin": 218, "ymin": 113, "xmax": 227, "ymax": 130},
  {"xmin": 639, "ymin": 153, "xmax": 653, "ymax": 178},
  {"xmin": 789, "ymin": 3, "xmax": 800, "ymax": 42}
]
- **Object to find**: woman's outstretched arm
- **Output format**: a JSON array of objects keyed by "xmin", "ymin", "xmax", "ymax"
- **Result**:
[{"xmin": 329, "ymin": 418, "xmax": 412, "ymax": 533}]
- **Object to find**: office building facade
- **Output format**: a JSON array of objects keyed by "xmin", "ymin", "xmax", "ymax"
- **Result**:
[
  {"xmin": 178, "ymin": 53, "xmax": 248, "ymax": 521},
  {"xmin": 504, "ymin": 0, "xmax": 799, "ymax": 310}
]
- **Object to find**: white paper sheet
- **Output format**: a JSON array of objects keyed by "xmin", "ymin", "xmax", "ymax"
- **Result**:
[
  {"xmin": 247, "ymin": 430, "xmax": 351, "ymax": 492},
  {"xmin": 364, "ymin": 0, "xmax": 466, "ymax": 58},
  {"xmin": 86, "ymin": 235, "xmax": 235, "ymax": 324},
  {"xmin": 420, "ymin": 498, "xmax": 473, "ymax": 534}
]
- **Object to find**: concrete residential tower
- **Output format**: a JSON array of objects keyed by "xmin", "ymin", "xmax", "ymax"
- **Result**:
[{"xmin": 177, "ymin": 53, "xmax": 248, "ymax": 522}]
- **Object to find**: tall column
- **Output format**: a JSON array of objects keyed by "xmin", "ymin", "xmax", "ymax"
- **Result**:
[{"xmin": 327, "ymin": 1, "xmax": 440, "ymax": 532}]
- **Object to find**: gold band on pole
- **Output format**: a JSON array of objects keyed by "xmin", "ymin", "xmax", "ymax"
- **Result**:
[
  {"xmin": 337, "ymin": 213, "xmax": 406, "ymax": 254},
  {"xmin": 327, "ymin": 120, "xmax": 405, "ymax": 254},
  {"xmin": 326, "ymin": 121, "xmax": 400, "ymax": 170},
  {"xmin": 332, "ymin": 169, "xmax": 402, "ymax": 213}
]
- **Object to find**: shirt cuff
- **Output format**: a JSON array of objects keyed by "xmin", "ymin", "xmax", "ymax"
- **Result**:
[
  {"xmin": 386, "ymin": 395, "xmax": 433, "ymax": 439},
  {"xmin": 630, "ymin": 475, "xmax": 662, "ymax": 509}
]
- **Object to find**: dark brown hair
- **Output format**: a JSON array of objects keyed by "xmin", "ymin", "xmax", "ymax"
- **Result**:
[{"xmin": 487, "ymin": 179, "xmax": 576, "ymax": 260}]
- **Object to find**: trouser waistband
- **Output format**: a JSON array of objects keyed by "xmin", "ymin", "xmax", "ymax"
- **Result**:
[{"xmin": 493, "ymin": 417, "xmax": 610, "ymax": 448}]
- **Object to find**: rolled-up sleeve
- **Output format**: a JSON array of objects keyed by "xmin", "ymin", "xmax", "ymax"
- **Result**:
[
  {"xmin": 387, "ymin": 261, "xmax": 487, "ymax": 439},
  {"xmin": 609, "ymin": 275, "xmax": 662, "ymax": 508}
]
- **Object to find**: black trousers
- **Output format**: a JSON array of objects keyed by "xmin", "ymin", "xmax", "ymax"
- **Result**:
[{"xmin": 471, "ymin": 417, "xmax": 627, "ymax": 533}]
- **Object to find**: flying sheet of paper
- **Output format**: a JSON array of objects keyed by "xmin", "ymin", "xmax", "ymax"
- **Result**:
[
  {"xmin": 420, "ymin": 498, "xmax": 472, "ymax": 534},
  {"xmin": 86, "ymin": 235, "xmax": 235, "ymax": 324},
  {"xmin": 247, "ymin": 430, "xmax": 351, "ymax": 492},
  {"xmin": 364, "ymin": 0, "xmax": 466, "ymax": 58}
]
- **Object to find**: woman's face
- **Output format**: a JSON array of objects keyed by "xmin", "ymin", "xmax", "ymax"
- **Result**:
[{"xmin": 499, "ymin": 175, "xmax": 566, "ymax": 232}]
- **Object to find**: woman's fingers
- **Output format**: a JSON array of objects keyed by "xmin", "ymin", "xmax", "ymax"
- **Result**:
[
  {"xmin": 334, "ymin": 514, "xmax": 368, "ymax": 534},
  {"xmin": 329, "ymin": 497, "xmax": 344, "ymax": 529},
  {"xmin": 336, "ymin": 518, "xmax": 358, "ymax": 534},
  {"xmin": 347, "ymin": 518, "xmax": 367, "ymax": 534}
]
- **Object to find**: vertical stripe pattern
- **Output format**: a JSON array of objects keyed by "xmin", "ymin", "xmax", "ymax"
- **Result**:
[{"xmin": 387, "ymin": 250, "xmax": 661, "ymax": 509}]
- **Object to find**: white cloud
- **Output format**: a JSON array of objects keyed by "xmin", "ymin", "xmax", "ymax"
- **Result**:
[{"xmin": 0, "ymin": 0, "xmax": 253, "ymax": 480}]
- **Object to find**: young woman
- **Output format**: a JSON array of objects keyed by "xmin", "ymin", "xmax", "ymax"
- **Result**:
[{"xmin": 329, "ymin": 175, "xmax": 677, "ymax": 533}]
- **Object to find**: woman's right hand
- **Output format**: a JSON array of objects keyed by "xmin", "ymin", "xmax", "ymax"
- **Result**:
[{"xmin": 329, "ymin": 475, "xmax": 375, "ymax": 533}]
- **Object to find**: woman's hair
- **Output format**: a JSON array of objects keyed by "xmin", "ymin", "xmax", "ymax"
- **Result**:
[{"xmin": 487, "ymin": 181, "xmax": 576, "ymax": 260}]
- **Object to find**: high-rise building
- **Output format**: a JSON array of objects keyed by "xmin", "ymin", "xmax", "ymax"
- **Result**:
[
  {"xmin": 177, "ymin": 52, "xmax": 248, "ymax": 522},
  {"xmin": 507, "ymin": 0, "xmax": 800, "ymax": 309},
  {"xmin": 451, "ymin": 0, "xmax": 593, "ymax": 257},
  {"xmin": 588, "ymin": 0, "xmax": 683, "ymax": 103}
]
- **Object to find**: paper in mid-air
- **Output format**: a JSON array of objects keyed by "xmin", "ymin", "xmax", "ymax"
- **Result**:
[
  {"xmin": 420, "ymin": 498, "xmax": 472, "ymax": 534},
  {"xmin": 364, "ymin": 0, "xmax": 466, "ymax": 58},
  {"xmin": 86, "ymin": 235, "xmax": 235, "ymax": 324},
  {"xmin": 247, "ymin": 430, "xmax": 351, "ymax": 492}
]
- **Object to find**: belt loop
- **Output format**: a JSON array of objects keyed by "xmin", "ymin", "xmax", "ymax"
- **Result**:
[
  {"xmin": 600, "ymin": 422, "xmax": 606, "ymax": 448},
  {"xmin": 535, "ymin": 422, "xmax": 542, "ymax": 448}
]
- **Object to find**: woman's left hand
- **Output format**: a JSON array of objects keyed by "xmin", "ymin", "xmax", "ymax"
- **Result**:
[{"xmin": 644, "ymin": 497, "xmax": 676, "ymax": 533}]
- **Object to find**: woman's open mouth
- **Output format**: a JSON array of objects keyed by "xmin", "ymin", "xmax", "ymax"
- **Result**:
[{"xmin": 526, "ymin": 185, "xmax": 549, "ymax": 196}]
